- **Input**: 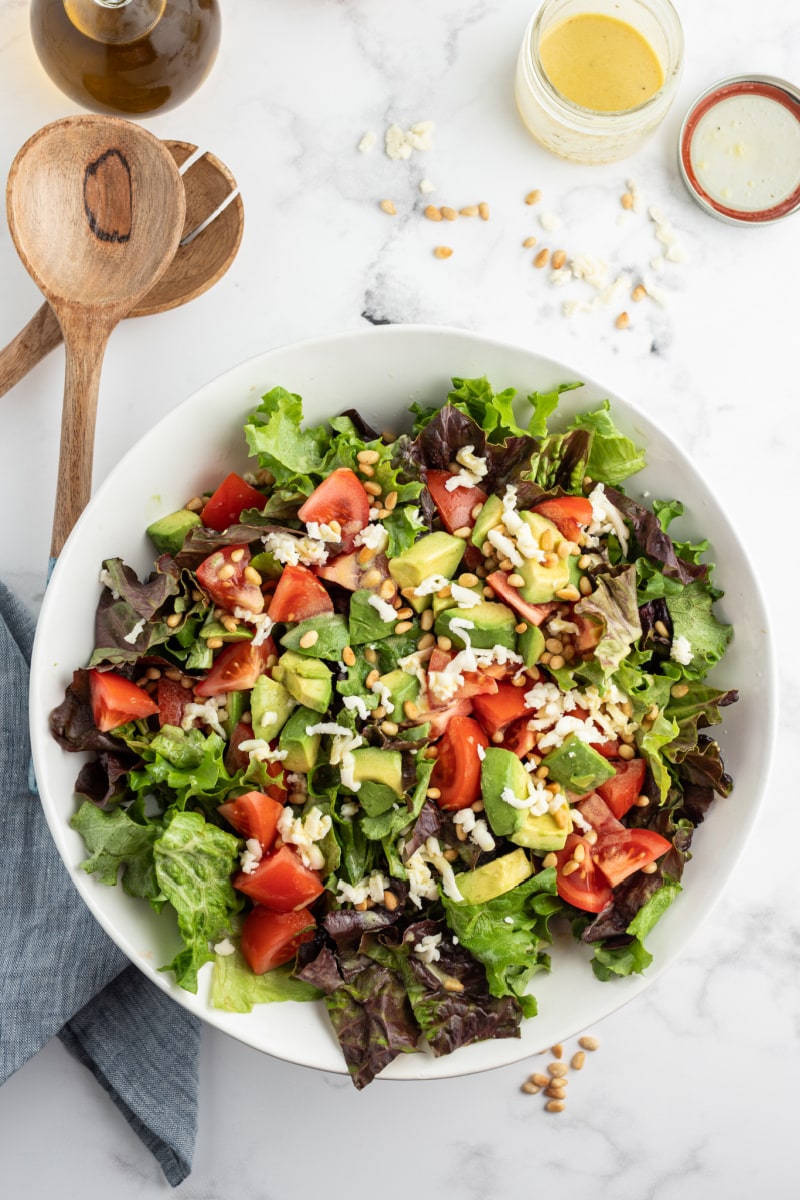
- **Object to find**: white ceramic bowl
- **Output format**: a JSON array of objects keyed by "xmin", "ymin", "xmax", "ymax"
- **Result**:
[{"xmin": 29, "ymin": 326, "xmax": 776, "ymax": 1080}]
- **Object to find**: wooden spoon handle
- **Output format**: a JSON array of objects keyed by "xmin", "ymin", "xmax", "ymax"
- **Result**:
[
  {"xmin": 50, "ymin": 329, "xmax": 111, "ymax": 560},
  {"xmin": 0, "ymin": 303, "xmax": 63, "ymax": 398}
]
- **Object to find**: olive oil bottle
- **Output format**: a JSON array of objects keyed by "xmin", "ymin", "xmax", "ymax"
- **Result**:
[{"xmin": 30, "ymin": 0, "xmax": 221, "ymax": 115}]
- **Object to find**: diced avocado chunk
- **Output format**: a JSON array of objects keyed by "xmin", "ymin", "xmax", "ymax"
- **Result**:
[
  {"xmin": 201, "ymin": 619, "xmax": 253, "ymax": 644},
  {"xmin": 273, "ymin": 650, "xmax": 332, "ymax": 714},
  {"xmin": 250, "ymin": 675, "xmax": 295, "ymax": 742},
  {"xmin": 280, "ymin": 614, "xmax": 350, "ymax": 661},
  {"xmin": 146, "ymin": 508, "xmax": 201, "ymax": 556},
  {"xmin": 378, "ymin": 668, "xmax": 420, "ymax": 715},
  {"xmin": 350, "ymin": 747, "xmax": 404, "ymax": 795},
  {"xmin": 470, "ymin": 492, "xmax": 503, "ymax": 551},
  {"xmin": 348, "ymin": 589, "xmax": 396, "ymax": 645},
  {"xmin": 518, "ymin": 511, "xmax": 570, "ymax": 603},
  {"xmin": 221, "ymin": 689, "xmax": 247, "ymax": 739},
  {"xmin": 540, "ymin": 733, "xmax": 615, "ymax": 793},
  {"xmin": 511, "ymin": 806, "xmax": 572, "ymax": 852},
  {"xmin": 517, "ymin": 622, "xmax": 545, "ymax": 667},
  {"xmin": 388, "ymin": 531, "xmax": 465, "ymax": 590},
  {"xmin": 434, "ymin": 601, "xmax": 517, "ymax": 651},
  {"xmin": 456, "ymin": 848, "xmax": 533, "ymax": 905},
  {"xmin": 480, "ymin": 746, "xmax": 531, "ymax": 837},
  {"xmin": 278, "ymin": 705, "xmax": 322, "ymax": 772}
]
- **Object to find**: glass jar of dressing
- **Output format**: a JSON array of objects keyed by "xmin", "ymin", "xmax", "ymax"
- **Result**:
[
  {"xmin": 515, "ymin": 0, "xmax": 684, "ymax": 163},
  {"xmin": 30, "ymin": 0, "xmax": 221, "ymax": 116}
]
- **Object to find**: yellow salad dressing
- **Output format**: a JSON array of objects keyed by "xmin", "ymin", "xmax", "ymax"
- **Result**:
[{"xmin": 540, "ymin": 13, "xmax": 664, "ymax": 113}]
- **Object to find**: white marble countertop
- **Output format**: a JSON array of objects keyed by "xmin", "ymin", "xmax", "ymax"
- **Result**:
[{"xmin": 1, "ymin": 0, "xmax": 797, "ymax": 1194}]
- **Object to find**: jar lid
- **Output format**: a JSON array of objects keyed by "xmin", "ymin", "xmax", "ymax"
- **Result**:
[{"xmin": 678, "ymin": 75, "xmax": 800, "ymax": 225}]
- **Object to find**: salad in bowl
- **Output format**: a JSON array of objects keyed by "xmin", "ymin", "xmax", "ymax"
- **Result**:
[{"xmin": 45, "ymin": 355, "xmax": 741, "ymax": 1088}]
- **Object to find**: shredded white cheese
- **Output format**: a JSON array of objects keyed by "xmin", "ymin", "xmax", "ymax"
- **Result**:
[
  {"xmin": 670, "ymin": 635, "xmax": 694, "ymax": 665},
  {"xmin": 236, "ymin": 738, "xmax": 289, "ymax": 765},
  {"xmin": 239, "ymin": 837, "xmax": 263, "ymax": 875},
  {"xmin": 354, "ymin": 523, "xmax": 389, "ymax": 553},
  {"xmin": 99, "ymin": 567, "xmax": 121, "ymax": 599},
  {"xmin": 277, "ymin": 804, "xmax": 332, "ymax": 871},
  {"xmin": 337, "ymin": 872, "xmax": 389, "ymax": 905},
  {"xmin": 368, "ymin": 593, "xmax": 398, "ymax": 623},
  {"xmin": 414, "ymin": 933, "xmax": 442, "ymax": 964},
  {"xmin": 213, "ymin": 938, "xmax": 236, "ymax": 956},
  {"xmin": 123, "ymin": 617, "xmax": 146, "ymax": 645}
]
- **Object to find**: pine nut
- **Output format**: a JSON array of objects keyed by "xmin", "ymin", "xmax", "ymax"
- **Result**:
[
  {"xmin": 534, "ymin": 248, "xmax": 550, "ymax": 269},
  {"xmin": 542, "ymin": 852, "xmax": 558, "ymax": 869},
  {"xmin": 379, "ymin": 199, "xmax": 397, "ymax": 215},
  {"xmin": 632, "ymin": 284, "xmax": 647, "ymax": 302},
  {"xmin": 299, "ymin": 630, "xmax": 319, "ymax": 649},
  {"xmin": 440, "ymin": 205, "xmax": 458, "ymax": 221},
  {"xmin": 551, "ymin": 249, "xmax": 567, "ymax": 270},
  {"xmin": 452, "ymin": 525, "xmax": 471, "ymax": 538},
  {"xmin": 217, "ymin": 563, "xmax": 235, "ymax": 581},
  {"xmin": 478, "ymin": 201, "xmax": 490, "ymax": 220},
  {"xmin": 530, "ymin": 1072, "xmax": 550, "ymax": 1088},
  {"xmin": 458, "ymin": 572, "xmax": 478, "ymax": 587},
  {"xmin": 364, "ymin": 481, "xmax": 383, "ymax": 496},
  {"xmin": 380, "ymin": 579, "xmax": 396, "ymax": 600},
  {"xmin": 394, "ymin": 620, "xmax": 413, "ymax": 634},
  {"xmin": 434, "ymin": 246, "xmax": 454, "ymax": 259},
  {"xmin": 579, "ymin": 576, "xmax": 593, "ymax": 596},
  {"xmin": 404, "ymin": 700, "xmax": 419, "ymax": 720},
  {"xmin": 384, "ymin": 490, "xmax": 398, "ymax": 511},
  {"xmin": 443, "ymin": 977, "xmax": 464, "ymax": 993},
  {"xmin": 525, "ymin": 189, "xmax": 542, "ymax": 205},
  {"xmin": 578, "ymin": 1035, "xmax": 600, "ymax": 1051},
  {"xmin": 164, "ymin": 667, "xmax": 182, "ymax": 681},
  {"xmin": 556, "ymin": 585, "xmax": 580, "ymax": 602},
  {"xmin": 507, "ymin": 573, "xmax": 525, "ymax": 588},
  {"xmin": 621, "ymin": 191, "xmax": 634, "ymax": 210},
  {"xmin": 420, "ymin": 609, "xmax": 434, "ymax": 631},
  {"xmin": 460, "ymin": 205, "xmax": 479, "ymax": 216},
  {"xmin": 515, "ymin": 622, "xmax": 528, "ymax": 635},
  {"xmin": 572, "ymin": 843, "xmax": 586, "ymax": 863},
  {"xmin": 616, "ymin": 311, "xmax": 630, "ymax": 330},
  {"xmin": 551, "ymin": 1043, "xmax": 564, "ymax": 1059},
  {"xmin": 230, "ymin": 547, "xmax": 245, "ymax": 562},
  {"xmin": 561, "ymin": 860, "xmax": 580, "ymax": 876},
  {"xmin": 641, "ymin": 862, "xmax": 659, "ymax": 874},
  {"xmin": 383, "ymin": 891, "xmax": 398, "ymax": 911},
  {"xmin": 342, "ymin": 645, "xmax": 356, "ymax": 666},
  {"xmin": 207, "ymin": 636, "xmax": 223, "ymax": 649},
  {"xmin": 671, "ymin": 682, "xmax": 689, "ymax": 698},
  {"xmin": 635, "ymin": 794, "xmax": 650, "ymax": 807},
  {"xmin": 437, "ymin": 635, "xmax": 452, "ymax": 651},
  {"xmin": 185, "ymin": 495, "xmax": 204, "ymax": 512},
  {"xmin": 424, "ymin": 204, "xmax": 443, "ymax": 221},
  {"xmin": 359, "ymin": 463, "xmax": 375, "ymax": 478},
  {"xmin": 395, "ymin": 607, "xmax": 414, "ymax": 620},
  {"xmin": 571, "ymin": 1051, "xmax": 586, "ymax": 1070},
  {"xmin": 522, "ymin": 235, "xmax": 537, "ymax": 248},
  {"xmin": 618, "ymin": 743, "xmax": 636, "ymax": 760},
  {"xmin": 521, "ymin": 1081, "xmax": 541, "ymax": 1095},
  {"xmin": 545, "ymin": 1100, "xmax": 566, "ymax": 1113},
  {"xmin": 654, "ymin": 619, "xmax": 669, "ymax": 637},
  {"xmin": 244, "ymin": 566, "xmax": 262, "ymax": 585},
  {"xmin": 166, "ymin": 613, "xmax": 182, "ymax": 628},
  {"xmin": 549, "ymin": 655, "xmax": 565, "ymax": 670},
  {"xmin": 366, "ymin": 669, "xmax": 380, "ymax": 688},
  {"xmin": 548, "ymin": 1061, "xmax": 568, "ymax": 1077},
  {"xmin": 381, "ymin": 720, "xmax": 399, "ymax": 736},
  {"xmin": 584, "ymin": 828, "xmax": 598, "ymax": 846},
  {"xmin": 361, "ymin": 568, "xmax": 382, "ymax": 589},
  {"xmin": 357, "ymin": 449, "xmax": 380, "ymax": 465},
  {"xmin": 416, "ymin": 632, "xmax": 435, "ymax": 650},
  {"xmin": 145, "ymin": 667, "xmax": 161, "ymax": 680}
]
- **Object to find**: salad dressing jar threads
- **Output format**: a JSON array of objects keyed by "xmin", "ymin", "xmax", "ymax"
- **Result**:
[
  {"xmin": 30, "ymin": 0, "xmax": 221, "ymax": 115},
  {"xmin": 514, "ymin": 0, "xmax": 684, "ymax": 164}
]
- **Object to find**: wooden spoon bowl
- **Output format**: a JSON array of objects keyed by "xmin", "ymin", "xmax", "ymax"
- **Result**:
[{"xmin": 6, "ymin": 114, "xmax": 185, "ymax": 558}]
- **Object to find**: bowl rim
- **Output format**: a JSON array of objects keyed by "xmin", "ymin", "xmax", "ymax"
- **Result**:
[{"xmin": 28, "ymin": 323, "xmax": 778, "ymax": 1080}]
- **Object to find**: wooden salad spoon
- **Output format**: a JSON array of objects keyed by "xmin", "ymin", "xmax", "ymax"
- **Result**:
[
  {"xmin": 0, "ymin": 139, "xmax": 243, "ymax": 399},
  {"xmin": 6, "ymin": 115, "xmax": 186, "ymax": 559}
]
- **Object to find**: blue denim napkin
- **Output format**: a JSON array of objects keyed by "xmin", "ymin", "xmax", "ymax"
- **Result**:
[{"xmin": 0, "ymin": 580, "xmax": 201, "ymax": 1187}]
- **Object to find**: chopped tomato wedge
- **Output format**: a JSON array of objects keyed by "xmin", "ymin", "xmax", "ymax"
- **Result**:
[
  {"xmin": 240, "ymin": 906, "xmax": 317, "ymax": 975},
  {"xmin": 297, "ymin": 468, "xmax": 370, "ymax": 551},
  {"xmin": 410, "ymin": 696, "xmax": 474, "ymax": 738},
  {"xmin": 471, "ymin": 680, "xmax": 532, "ymax": 738},
  {"xmin": 427, "ymin": 648, "xmax": 498, "ymax": 700},
  {"xmin": 218, "ymin": 791, "xmax": 284, "ymax": 848},
  {"xmin": 429, "ymin": 714, "xmax": 489, "ymax": 811},
  {"xmin": 195, "ymin": 638, "xmax": 275, "ymax": 697},
  {"xmin": 200, "ymin": 472, "xmax": 265, "ymax": 532},
  {"xmin": 196, "ymin": 544, "xmax": 264, "ymax": 615},
  {"xmin": 532, "ymin": 496, "xmax": 593, "ymax": 543},
  {"xmin": 267, "ymin": 563, "xmax": 333, "ymax": 623},
  {"xmin": 317, "ymin": 551, "xmax": 390, "ymax": 592},
  {"xmin": 156, "ymin": 676, "xmax": 188, "ymax": 728},
  {"xmin": 596, "ymin": 757, "xmax": 647, "ymax": 819},
  {"xmin": 573, "ymin": 613, "xmax": 603, "ymax": 654},
  {"xmin": 574, "ymin": 791, "xmax": 624, "ymax": 835},
  {"xmin": 425, "ymin": 469, "xmax": 487, "ymax": 535},
  {"xmin": 89, "ymin": 668, "xmax": 159, "ymax": 733},
  {"xmin": 502, "ymin": 716, "xmax": 537, "ymax": 758},
  {"xmin": 553, "ymin": 834, "xmax": 613, "ymax": 913},
  {"xmin": 233, "ymin": 845, "xmax": 325, "ymax": 911},
  {"xmin": 486, "ymin": 572, "xmax": 559, "ymax": 627},
  {"xmin": 591, "ymin": 828, "xmax": 672, "ymax": 888}
]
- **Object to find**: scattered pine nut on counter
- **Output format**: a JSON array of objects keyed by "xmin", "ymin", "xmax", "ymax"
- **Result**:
[{"xmin": 520, "ymin": 1034, "xmax": 600, "ymax": 1112}]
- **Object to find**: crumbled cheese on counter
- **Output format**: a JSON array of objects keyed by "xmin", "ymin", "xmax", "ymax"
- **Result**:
[
  {"xmin": 213, "ymin": 938, "xmax": 236, "ymax": 956},
  {"xmin": 123, "ymin": 618, "xmax": 146, "ymax": 645},
  {"xmin": 98, "ymin": 567, "xmax": 121, "ymax": 599},
  {"xmin": 354, "ymin": 523, "xmax": 389, "ymax": 553},
  {"xmin": 240, "ymin": 837, "xmax": 263, "ymax": 875},
  {"xmin": 414, "ymin": 932, "xmax": 442, "ymax": 964},
  {"xmin": 358, "ymin": 130, "xmax": 377, "ymax": 153},
  {"xmin": 337, "ymin": 872, "xmax": 389, "ymax": 905},
  {"xmin": 342, "ymin": 694, "xmax": 371, "ymax": 721},
  {"xmin": 670, "ymin": 635, "xmax": 694, "ymax": 665},
  {"xmin": 539, "ymin": 211, "xmax": 562, "ymax": 231},
  {"xmin": 237, "ymin": 738, "xmax": 289, "ymax": 765},
  {"xmin": 277, "ymin": 805, "xmax": 332, "ymax": 871},
  {"xmin": 419, "ymin": 178, "xmax": 436, "ymax": 194},
  {"xmin": 368, "ymin": 593, "xmax": 398, "ymax": 623},
  {"xmin": 385, "ymin": 120, "xmax": 434, "ymax": 160},
  {"xmin": 181, "ymin": 697, "xmax": 229, "ymax": 738}
]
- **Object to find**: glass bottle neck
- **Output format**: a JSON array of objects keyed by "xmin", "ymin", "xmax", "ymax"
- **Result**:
[{"xmin": 63, "ymin": 0, "xmax": 168, "ymax": 45}]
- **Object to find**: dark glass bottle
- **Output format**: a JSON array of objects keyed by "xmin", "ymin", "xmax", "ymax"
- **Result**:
[{"xmin": 30, "ymin": 0, "xmax": 221, "ymax": 116}]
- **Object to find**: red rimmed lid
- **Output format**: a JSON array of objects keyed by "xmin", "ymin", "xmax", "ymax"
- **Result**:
[{"xmin": 679, "ymin": 75, "xmax": 800, "ymax": 224}]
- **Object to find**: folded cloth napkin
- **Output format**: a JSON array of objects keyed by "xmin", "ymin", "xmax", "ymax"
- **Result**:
[{"xmin": 0, "ymin": 580, "xmax": 201, "ymax": 1187}]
